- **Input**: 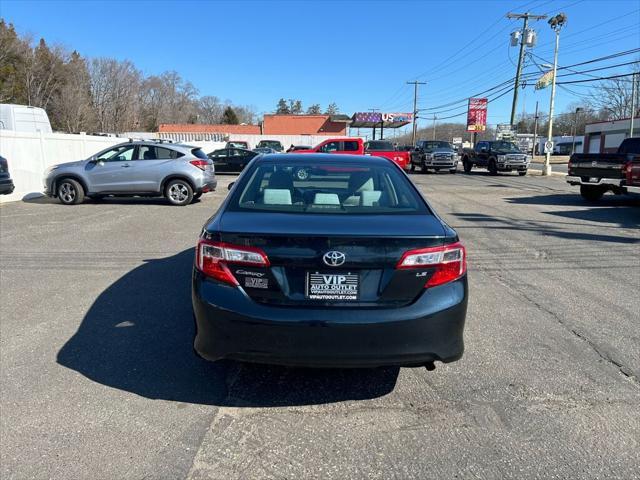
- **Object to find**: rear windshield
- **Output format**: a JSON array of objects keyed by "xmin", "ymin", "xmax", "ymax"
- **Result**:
[
  {"xmin": 191, "ymin": 148, "xmax": 208, "ymax": 159},
  {"xmin": 366, "ymin": 141, "xmax": 394, "ymax": 151},
  {"xmin": 229, "ymin": 161, "xmax": 428, "ymax": 215}
]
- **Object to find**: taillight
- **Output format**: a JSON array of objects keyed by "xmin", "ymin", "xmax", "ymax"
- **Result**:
[
  {"xmin": 396, "ymin": 242, "xmax": 466, "ymax": 288},
  {"xmin": 190, "ymin": 160, "xmax": 209, "ymax": 170},
  {"xmin": 196, "ymin": 239, "xmax": 269, "ymax": 285},
  {"xmin": 624, "ymin": 161, "xmax": 632, "ymax": 174}
]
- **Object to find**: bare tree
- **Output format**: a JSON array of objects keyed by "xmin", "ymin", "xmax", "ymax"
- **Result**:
[
  {"xmin": 197, "ymin": 95, "xmax": 223, "ymax": 124},
  {"xmin": 22, "ymin": 39, "xmax": 66, "ymax": 109},
  {"xmin": 588, "ymin": 69, "xmax": 639, "ymax": 120},
  {"xmin": 89, "ymin": 58, "xmax": 140, "ymax": 132}
]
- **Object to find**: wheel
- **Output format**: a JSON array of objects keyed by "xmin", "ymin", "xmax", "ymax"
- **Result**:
[
  {"xmin": 488, "ymin": 159, "xmax": 498, "ymax": 175},
  {"xmin": 449, "ymin": 169, "xmax": 457, "ymax": 174},
  {"xmin": 193, "ymin": 192, "xmax": 203, "ymax": 200},
  {"xmin": 463, "ymin": 159, "xmax": 472, "ymax": 173},
  {"xmin": 518, "ymin": 170, "xmax": 527, "ymax": 176},
  {"xmin": 165, "ymin": 179, "xmax": 194, "ymax": 206},
  {"xmin": 296, "ymin": 168, "xmax": 309, "ymax": 180},
  {"xmin": 57, "ymin": 178, "xmax": 85, "ymax": 205},
  {"xmin": 580, "ymin": 185, "xmax": 605, "ymax": 202},
  {"xmin": 409, "ymin": 163, "xmax": 416, "ymax": 172}
]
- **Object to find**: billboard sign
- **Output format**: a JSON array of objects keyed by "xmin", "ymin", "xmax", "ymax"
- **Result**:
[
  {"xmin": 466, "ymin": 98, "xmax": 488, "ymax": 132},
  {"xmin": 353, "ymin": 112, "xmax": 413, "ymax": 123}
]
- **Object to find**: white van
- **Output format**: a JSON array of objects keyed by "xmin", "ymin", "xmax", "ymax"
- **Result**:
[{"xmin": 0, "ymin": 104, "xmax": 52, "ymax": 133}]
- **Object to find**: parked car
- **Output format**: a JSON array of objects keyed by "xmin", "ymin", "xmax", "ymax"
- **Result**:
[
  {"xmin": 364, "ymin": 140, "xmax": 411, "ymax": 170},
  {"xmin": 566, "ymin": 137, "xmax": 640, "ymax": 201},
  {"xmin": 287, "ymin": 145, "xmax": 312, "ymax": 152},
  {"xmin": 192, "ymin": 153, "xmax": 468, "ymax": 369},
  {"xmin": 253, "ymin": 147, "xmax": 277, "ymax": 155},
  {"xmin": 0, "ymin": 155, "xmax": 16, "ymax": 195},
  {"xmin": 294, "ymin": 137, "xmax": 365, "ymax": 155},
  {"xmin": 208, "ymin": 148, "xmax": 258, "ymax": 172},
  {"xmin": 461, "ymin": 141, "xmax": 530, "ymax": 175},
  {"xmin": 44, "ymin": 140, "xmax": 216, "ymax": 206},
  {"xmin": 410, "ymin": 140, "xmax": 458, "ymax": 174},
  {"xmin": 256, "ymin": 140, "xmax": 283, "ymax": 152},
  {"xmin": 225, "ymin": 141, "xmax": 250, "ymax": 150},
  {"xmin": 0, "ymin": 104, "xmax": 52, "ymax": 133}
]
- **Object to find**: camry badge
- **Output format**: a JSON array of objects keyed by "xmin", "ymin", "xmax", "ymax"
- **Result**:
[
  {"xmin": 323, "ymin": 251, "xmax": 346, "ymax": 267},
  {"xmin": 592, "ymin": 161, "xmax": 597, "ymax": 167}
]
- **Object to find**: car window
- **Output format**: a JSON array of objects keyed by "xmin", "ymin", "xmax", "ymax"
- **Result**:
[
  {"xmin": 320, "ymin": 141, "xmax": 341, "ymax": 153},
  {"xmin": 136, "ymin": 145, "xmax": 182, "ymax": 160},
  {"xmin": 229, "ymin": 161, "xmax": 427, "ymax": 215},
  {"xmin": 98, "ymin": 146, "xmax": 135, "ymax": 162},
  {"xmin": 343, "ymin": 141, "xmax": 360, "ymax": 151},
  {"xmin": 210, "ymin": 149, "xmax": 228, "ymax": 158}
]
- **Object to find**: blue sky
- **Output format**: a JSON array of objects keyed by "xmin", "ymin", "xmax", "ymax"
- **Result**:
[{"xmin": 2, "ymin": 0, "xmax": 639, "ymax": 132}]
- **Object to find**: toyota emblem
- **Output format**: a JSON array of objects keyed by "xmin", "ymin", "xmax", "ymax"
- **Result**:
[{"xmin": 323, "ymin": 251, "xmax": 346, "ymax": 267}]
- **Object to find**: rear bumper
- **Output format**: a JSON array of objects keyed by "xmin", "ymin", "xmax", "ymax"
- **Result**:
[
  {"xmin": 624, "ymin": 185, "xmax": 640, "ymax": 194},
  {"xmin": 198, "ymin": 180, "xmax": 217, "ymax": 193},
  {"xmin": 566, "ymin": 175, "xmax": 622, "ymax": 186},
  {"xmin": 192, "ymin": 271, "xmax": 468, "ymax": 368},
  {"xmin": 0, "ymin": 179, "xmax": 15, "ymax": 195}
]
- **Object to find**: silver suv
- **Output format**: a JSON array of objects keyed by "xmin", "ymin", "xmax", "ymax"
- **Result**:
[{"xmin": 44, "ymin": 140, "xmax": 216, "ymax": 206}]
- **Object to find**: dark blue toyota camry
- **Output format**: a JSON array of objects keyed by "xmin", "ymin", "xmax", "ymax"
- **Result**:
[{"xmin": 192, "ymin": 153, "xmax": 468, "ymax": 369}]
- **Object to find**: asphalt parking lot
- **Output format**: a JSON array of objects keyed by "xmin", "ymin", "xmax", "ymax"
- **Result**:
[{"xmin": 1, "ymin": 170, "xmax": 639, "ymax": 479}]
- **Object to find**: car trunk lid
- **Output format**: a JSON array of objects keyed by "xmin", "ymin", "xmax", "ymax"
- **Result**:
[{"xmin": 216, "ymin": 212, "xmax": 448, "ymax": 307}]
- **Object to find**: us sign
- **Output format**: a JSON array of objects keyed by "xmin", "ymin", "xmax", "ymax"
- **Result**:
[{"xmin": 467, "ymin": 98, "xmax": 488, "ymax": 132}]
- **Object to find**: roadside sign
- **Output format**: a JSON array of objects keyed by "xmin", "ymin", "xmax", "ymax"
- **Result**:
[
  {"xmin": 466, "ymin": 98, "xmax": 488, "ymax": 132},
  {"xmin": 544, "ymin": 140, "xmax": 554, "ymax": 153}
]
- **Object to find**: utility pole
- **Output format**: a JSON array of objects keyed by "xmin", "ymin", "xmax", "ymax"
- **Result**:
[
  {"xmin": 630, "ymin": 72, "xmax": 637, "ymax": 137},
  {"xmin": 432, "ymin": 115, "xmax": 437, "ymax": 140},
  {"xmin": 407, "ymin": 81, "xmax": 426, "ymax": 147},
  {"xmin": 507, "ymin": 12, "xmax": 547, "ymax": 126},
  {"xmin": 533, "ymin": 100, "xmax": 539, "ymax": 157},
  {"xmin": 572, "ymin": 107, "xmax": 583, "ymax": 155},
  {"xmin": 544, "ymin": 13, "xmax": 567, "ymax": 176}
]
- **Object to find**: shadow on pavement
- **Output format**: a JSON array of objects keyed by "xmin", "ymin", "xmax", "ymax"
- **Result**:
[
  {"xmin": 57, "ymin": 249, "xmax": 399, "ymax": 407},
  {"xmin": 454, "ymin": 210, "xmax": 639, "ymax": 244},
  {"xmin": 507, "ymin": 192, "xmax": 640, "ymax": 208}
]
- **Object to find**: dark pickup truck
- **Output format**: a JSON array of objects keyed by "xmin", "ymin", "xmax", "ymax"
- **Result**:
[
  {"xmin": 461, "ymin": 141, "xmax": 530, "ymax": 175},
  {"xmin": 410, "ymin": 140, "xmax": 459, "ymax": 174},
  {"xmin": 566, "ymin": 137, "xmax": 640, "ymax": 201}
]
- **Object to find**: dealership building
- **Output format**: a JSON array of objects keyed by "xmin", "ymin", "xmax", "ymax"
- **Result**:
[{"xmin": 583, "ymin": 117, "xmax": 640, "ymax": 153}]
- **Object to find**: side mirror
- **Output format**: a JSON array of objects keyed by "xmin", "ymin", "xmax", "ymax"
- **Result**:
[{"xmin": 228, "ymin": 182, "xmax": 235, "ymax": 191}]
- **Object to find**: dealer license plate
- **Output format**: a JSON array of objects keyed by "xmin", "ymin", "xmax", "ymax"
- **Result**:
[{"xmin": 306, "ymin": 272, "xmax": 359, "ymax": 300}]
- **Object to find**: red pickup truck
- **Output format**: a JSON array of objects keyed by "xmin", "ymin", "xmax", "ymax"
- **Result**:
[
  {"xmin": 364, "ymin": 140, "xmax": 411, "ymax": 170},
  {"xmin": 295, "ymin": 138, "xmax": 364, "ymax": 155},
  {"xmin": 624, "ymin": 156, "xmax": 640, "ymax": 195}
]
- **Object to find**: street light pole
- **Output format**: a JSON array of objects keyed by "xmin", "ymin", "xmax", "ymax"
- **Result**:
[
  {"xmin": 432, "ymin": 115, "xmax": 437, "ymax": 140},
  {"xmin": 630, "ymin": 72, "xmax": 637, "ymax": 137},
  {"xmin": 543, "ymin": 13, "xmax": 567, "ymax": 176}
]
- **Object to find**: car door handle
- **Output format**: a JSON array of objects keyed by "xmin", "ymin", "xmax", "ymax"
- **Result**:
[{"xmin": 121, "ymin": 164, "xmax": 131, "ymax": 168}]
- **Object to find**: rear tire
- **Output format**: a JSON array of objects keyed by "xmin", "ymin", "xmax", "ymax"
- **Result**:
[
  {"xmin": 409, "ymin": 163, "xmax": 416, "ymax": 173},
  {"xmin": 57, "ymin": 178, "xmax": 85, "ymax": 205},
  {"xmin": 580, "ymin": 185, "xmax": 605, "ymax": 201},
  {"xmin": 165, "ymin": 179, "xmax": 194, "ymax": 206},
  {"xmin": 463, "ymin": 159, "xmax": 472, "ymax": 173}
]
